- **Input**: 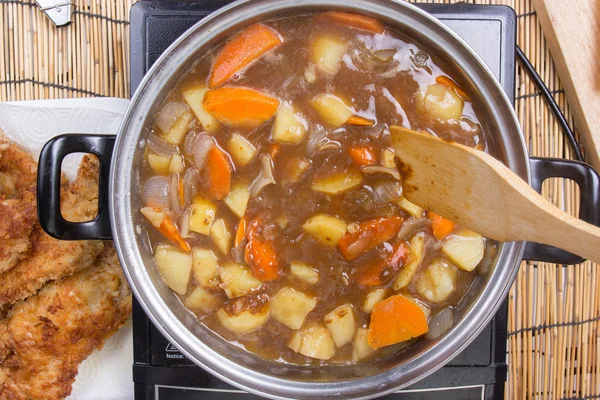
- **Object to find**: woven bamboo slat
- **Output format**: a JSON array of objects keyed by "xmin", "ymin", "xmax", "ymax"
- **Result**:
[
  {"xmin": 0, "ymin": 0, "xmax": 130, "ymax": 99},
  {"xmin": 1, "ymin": 0, "xmax": 597, "ymax": 398}
]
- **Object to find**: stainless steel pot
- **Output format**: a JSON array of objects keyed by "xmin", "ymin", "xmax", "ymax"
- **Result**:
[{"xmin": 36, "ymin": 0, "xmax": 600, "ymax": 398}]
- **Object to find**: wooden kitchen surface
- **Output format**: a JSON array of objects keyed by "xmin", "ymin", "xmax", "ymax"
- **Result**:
[{"xmin": 0, "ymin": 0, "xmax": 598, "ymax": 398}]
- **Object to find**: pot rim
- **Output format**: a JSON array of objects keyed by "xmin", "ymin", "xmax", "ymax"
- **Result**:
[{"xmin": 111, "ymin": 1, "xmax": 527, "ymax": 398}]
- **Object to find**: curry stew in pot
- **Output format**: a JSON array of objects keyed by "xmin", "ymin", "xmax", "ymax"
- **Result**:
[{"xmin": 140, "ymin": 12, "xmax": 496, "ymax": 365}]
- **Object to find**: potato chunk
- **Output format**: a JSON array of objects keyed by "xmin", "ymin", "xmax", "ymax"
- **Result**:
[
  {"xmin": 271, "ymin": 287, "xmax": 317, "ymax": 330},
  {"xmin": 217, "ymin": 300, "xmax": 270, "ymax": 336},
  {"xmin": 147, "ymin": 152, "xmax": 171, "ymax": 175},
  {"xmin": 227, "ymin": 133, "xmax": 256, "ymax": 168},
  {"xmin": 416, "ymin": 258, "xmax": 457, "ymax": 303},
  {"xmin": 311, "ymin": 168, "xmax": 362, "ymax": 195},
  {"xmin": 394, "ymin": 197, "xmax": 423, "ymax": 219},
  {"xmin": 192, "ymin": 248, "xmax": 221, "ymax": 290},
  {"xmin": 184, "ymin": 285, "xmax": 223, "ymax": 311},
  {"xmin": 140, "ymin": 206, "xmax": 165, "ymax": 228},
  {"xmin": 302, "ymin": 214, "xmax": 347, "ymax": 246},
  {"xmin": 188, "ymin": 197, "xmax": 216, "ymax": 235},
  {"xmin": 442, "ymin": 228, "xmax": 484, "ymax": 272},
  {"xmin": 381, "ymin": 148, "xmax": 396, "ymax": 169},
  {"xmin": 324, "ymin": 304, "xmax": 355, "ymax": 348},
  {"xmin": 418, "ymin": 83, "xmax": 464, "ymax": 122},
  {"xmin": 169, "ymin": 154, "xmax": 184, "ymax": 174},
  {"xmin": 352, "ymin": 327, "xmax": 375, "ymax": 362},
  {"xmin": 220, "ymin": 263, "xmax": 262, "ymax": 299},
  {"xmin": 181, "ymin": 84, "xmax": 220, "ymax": 133},
  {"xmin": 362, "ymin": 288, "xmax": 388, "ymax": 313},
  {"xmin": 162, "ymin": 110, "xmax": 194, "ymax": 145},
  {"xmin": 393, "ymin": 234, "xmax": 425, "ymax": 290},
  {"xmin": 311, "ymin": 94, "xmax": 353, "ymax": 128},
  {"xmin": 272, "ymin": 102, "xmax": 307, "ymax": 144},
  {"xmin": 288, "ymin": 324, "xmax": 336, "ymax": 360},
  {"xmin": 223, "ymin": 181, "xmax": 250, "ymax": 219},
  {"xmin": 154, "ymin": 244, "xmax": 192, "ymax": 295},
  {"xmin": 290, "ymin": 262, "xmax": 319, "ymax": 285},
  {"xmin": 210, "ymin": 218, "xmax": 233, "ymax": 256},
  {"xmin": 311, "ymin": 36, "xmax": 347, "ymax": 76}
]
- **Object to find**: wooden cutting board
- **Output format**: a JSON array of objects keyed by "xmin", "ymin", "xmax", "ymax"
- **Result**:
[{"xmin": 532, "ymin": 0, "xmax": 600, "ymax": 170}]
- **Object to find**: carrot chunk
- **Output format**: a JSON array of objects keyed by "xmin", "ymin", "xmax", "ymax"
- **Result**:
[
  {"xmin": 177, "ymin": 174, "xmax": 185, "ymax": 208},
  {"xmin": 428, "ymin": 211, "xmax": 455, "ymax": 240},
  {"xmin": 338, "ymin": 216, "xmax": 403, "ymax": 260},
  {"xmin": 368, "ymin": 294, "xmax": 429, "ymax": 350},
  {"xmin": 208, "ymin": 24, "xmax": 283, "ymax": 88},
  {"xmin": 317, "ymin": 11, "xmax": 385, "ymax": 34},
  {"xmin": 204, "ymin": 147, "xmax": 231, "ymax": 200},
  {"xmin": 244, "ymin": 237, "xmax": 279, "ymax": 281},
  {"xmin": 244, "ymin": 219, "xmax": 280, "ymax": 281},
  {"xmin": 435, "ymin": 75, "xmax": 469, "ymax": 100},
  {"xmin": 159, "ymin": 215, "xmax": 191, "ymax": 252},
  {"xmin": 346, "ymin": 115, "xmax": 374, "ymax": 126},
  {"xmin": 203, "ymin": 87, "xmax": 280, "ymax": 129},
  {"xmin": 142, "ymin": 209, "xmax": 190, "ymax": 252},
  {"xmin": 355, "ymin": 242, "xmax": 410, "ymax": 286},
  {"xmin": 235, "ymin": 217, "xmax": 247, "ymax": 247},
  {"xmin": 348, "ymin": 146, "xmax": 376, "ymax": 166}
]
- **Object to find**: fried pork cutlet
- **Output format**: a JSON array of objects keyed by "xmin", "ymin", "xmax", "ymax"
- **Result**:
[
  {"xmin": 0, "ymin": 131, "xmax": 37, "ymax": 195},
  {"xmin": 0, "ymin": 155, "xmax": 104, "ymax": 305},
  {"xmin": 0, "ymin": 132, "xmax": 38, "ymax": 273},
  {"xmin": 0, "ymin": 245, "xmax": 132, "ymax": 400}
]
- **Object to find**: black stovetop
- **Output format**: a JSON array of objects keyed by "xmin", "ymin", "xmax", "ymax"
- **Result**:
[{"xmin": 129, "ymin": 3, "xmax": 516, "ymax": 399}]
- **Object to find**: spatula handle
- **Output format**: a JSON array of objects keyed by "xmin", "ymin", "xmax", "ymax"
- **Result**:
[
  {"xmin": 524, "ymin": 207, "xmax": 600, "ymax": 265},
  {"xmin": 522, "ymin": 158, "xmax": 600, "ymax": 264},
  {"xmin": 516, "ymin": 159, "xmax": 600, "ymax": 264}
]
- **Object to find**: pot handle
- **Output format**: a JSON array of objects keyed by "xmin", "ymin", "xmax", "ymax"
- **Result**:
[
  {"xmin": 523, "ymin": 157, "xmax": 600, "ymax": 264},
  {"xmin": 37, "ymin": 134, "xmax": 116, "ymax": 240}
]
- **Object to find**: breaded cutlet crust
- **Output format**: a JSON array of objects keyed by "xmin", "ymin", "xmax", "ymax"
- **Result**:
[
  {"xmin": 0, "ymin": 131, "xmax": 37, "ymax": 196},
  {"xmin": 0, "ymin": 154, "xmax": 104, "ymax": 305},
  {"xmin": 0, "ymin": 244, "xmax": 132, "ymax": 400},
  {"xmin": 0, "ymin": 132, "xmax": 38, "ymax": 273}
]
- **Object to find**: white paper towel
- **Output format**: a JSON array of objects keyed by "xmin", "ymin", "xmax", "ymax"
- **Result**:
[{"xmin": 0, "ymin": 98, "xmax": 134, "ymax": 400}]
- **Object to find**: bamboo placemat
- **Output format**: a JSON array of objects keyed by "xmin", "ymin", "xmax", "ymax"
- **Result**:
[{"xmin": 1, "ymin": 0, "xmax": 598, "ymax": 398}]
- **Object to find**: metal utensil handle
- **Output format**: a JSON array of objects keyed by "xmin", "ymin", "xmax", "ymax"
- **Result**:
[
  {"xmin": 35, "ymin": 0, "xmax": 74, "ymax": 26},
  {"xmin": 523, "ymin": 157, "xmax": 600, "ymax": 264},
  {"xmin": 37, "ymin": 134, "xmax": 116, "ymax": 240}
]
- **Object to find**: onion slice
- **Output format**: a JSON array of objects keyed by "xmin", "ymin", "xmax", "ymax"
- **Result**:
[
  {"xmin": 142, "ymin": 176, "xmax": 170, "ymax": 209},
  {"xmin": 363, "ymin": 123, "xmax": 387, "ymax": 140},
  {"xmin": 180, "ymin": 211, "xmax": 190, "ymax": 238},
  {"xmin": 425, "ymin": 307, "xmax": 454, "ymax": 340},
  {"xmin": 373, "ymin": 49, "xmax": 396, "ymax": 63},
  {"xmin": 477, "ymin": 241, "xmax": 497, "ymax": 275},
  {"xmin": 307, "ymin": 128, "xmax": 341, "ymax": 155},
  {"xmin": 169, "ymin": 173, "xmax": 181, "ymax": 215},
  {"xmin": 396, "ymin": 217, "xmax": 431, "ymax": 241},
  {"xmin": 183, "ymin": 167, "xmax": 200, "ymax": 207},
  {"xmin": 231, "ymin": 242, "xmax": 246, "ymax": 264},
  {"xmin": 250, "ymin": 154, "xmax": 276, "ymax": 197},
  {"xmin": 147, "ymin": 133, "xmax": 179, "ymax": 157},
  {"xmin": 193, "ymin": 132, "xmax": 214, "ymax": 169},
  {"xmin": 318, "ymin": 141, "xmax": 342, "ymax": 152},
  {"xmin": 184, "ymin": 130, "xmax": 198, "ymax": 155},
  {"xmin": 372, "ymin": 179, "xmax": 403, "ymax": 204},
  {"xmin": 362, "ymin": 165, "xmax": 401, "ymax": 180},
  {"xmin": 155, "ymin": 101, "xmax": 189, "ymax": 133}
]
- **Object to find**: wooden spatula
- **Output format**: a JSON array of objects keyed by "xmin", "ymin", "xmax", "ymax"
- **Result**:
[{"xmin": 390, "ymin": 126, "xmax": 600, "ymax": 264}]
